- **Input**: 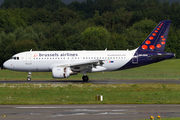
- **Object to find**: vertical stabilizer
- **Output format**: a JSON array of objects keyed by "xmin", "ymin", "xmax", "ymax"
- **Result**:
[{"xmin": 138, "ymin": 20, "xmax": 171, "ymax": 52}]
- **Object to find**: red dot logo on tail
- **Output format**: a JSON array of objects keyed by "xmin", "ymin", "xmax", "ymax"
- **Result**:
[
  {"xmin": 162, "ymin": 38, "xmax": 166, "ymax": 41},
  {"xmin": 156, "ymin": 44, "xmax": 161, "ymax": 48},
  {"xmin": 149, "ymin": 45, "xmax": 155, "ymax": 49},
  {"xmin": 161, "ymin": 42, "xmax": 165, "ymax": 44},
  {"xmin": 145, "ymin": 40, "xmax": 151, "ymax": 44},
  {"xmin": 152, "ymin": 33, "xmax": 156, "ymax": 36},
  {"xmin": 149, "ymin": 36, "xmax": 154, "ymax": 40},
  {"xmin": 142, "ymin": 45, "xmax": 148, "ymax": 49}
]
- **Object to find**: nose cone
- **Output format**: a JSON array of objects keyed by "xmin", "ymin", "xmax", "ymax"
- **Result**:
[{"xmin": 3, "ymin": 61, "xmax": 10, "ymax": 69}]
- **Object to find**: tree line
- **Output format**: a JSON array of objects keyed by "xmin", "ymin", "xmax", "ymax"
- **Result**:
[{"xmin": 0, "ymin": 0, "xmax": 180, "ymax": 67}]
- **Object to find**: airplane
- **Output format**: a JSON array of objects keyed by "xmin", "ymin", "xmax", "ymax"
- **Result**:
[{"xmin": 3, "ymin": 20, "xmax": 175, "ymax": 82}]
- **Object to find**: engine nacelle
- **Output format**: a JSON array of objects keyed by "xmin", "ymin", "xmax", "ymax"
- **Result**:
[{"xmin": 52, "ymin": 67, "xmax": 71, "ymax": 78}]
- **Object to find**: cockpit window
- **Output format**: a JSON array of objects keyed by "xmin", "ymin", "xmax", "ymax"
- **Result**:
[{"xmin": 10, "ymin": 57, "xmax": 19, "ymax": 60}]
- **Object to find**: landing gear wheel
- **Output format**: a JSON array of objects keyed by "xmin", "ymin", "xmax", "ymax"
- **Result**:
[
  {"xmin": 27, "ymin": 77, "xmax": 31, "ymax": 82},
  {"xmin": 82, "ymin": 75, "xmax": 89, "ymax": 82}
]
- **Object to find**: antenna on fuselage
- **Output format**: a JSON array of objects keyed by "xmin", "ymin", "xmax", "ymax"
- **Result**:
[
  {"xmin": 105, "ymin": 48, "xmax": 107, "ymax": 51},
  {"xmin": 30, "ymin": 49, "xmax": 32, "ymax": 52}
]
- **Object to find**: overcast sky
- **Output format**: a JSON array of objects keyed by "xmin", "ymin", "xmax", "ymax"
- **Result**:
[
  {"xmin": 0, "ymin": 0, "xmax": 86, "ymax": 6},
  {"xmin": 0, "ymin": 0, "xmax": 180, "ymax": 6}
]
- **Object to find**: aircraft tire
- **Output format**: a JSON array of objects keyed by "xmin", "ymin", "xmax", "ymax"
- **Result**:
[
  {"xmin": 27, "ymin": 77, "xmax": 31, "ymax": 82},
  {"xmin": 82, "ymin": 75, "xmax": 89, "ymax": 82}
]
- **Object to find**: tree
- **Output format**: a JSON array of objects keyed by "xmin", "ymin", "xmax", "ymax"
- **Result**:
[
  {"xmin": 170, "ymin": 2, "xmax": 180, "ymax": 29},
  {"xmin": 113, "ymin": 8, "xmax": 133, "ymax": 28},
  {"xmin": 52, "ymin": 8, "xmax": 80, "ymax": 25},
  {"xmin": 28, "ymin": 8, "xmax": 52, "ymax": 25},
  {"xmin": 81, "ymin": 27, "xmax": 111, "ymax": 50},
  {"xmin": 0, "ymin": 9, "xmax": 26, "ymax": 33}
]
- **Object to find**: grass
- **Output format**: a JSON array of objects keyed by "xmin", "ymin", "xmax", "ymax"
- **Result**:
[
  {"xmin": 0, "ymin": 59, "xmax": 180, "ymax": 80},
  {"xmin": 0, "ymin": 83, "xmax": 180, "ymax": 104}
]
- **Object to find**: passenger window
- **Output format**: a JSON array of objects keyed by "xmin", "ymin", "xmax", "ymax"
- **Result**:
[{"xmin": 17, "ymin": 57, "xmax": 19, "ymax": 60}]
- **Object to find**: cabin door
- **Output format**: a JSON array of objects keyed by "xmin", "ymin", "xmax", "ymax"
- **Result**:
[
  {"xmin": 26, "ymin": 53, "xmax": 31, "ymax": 65},
  {"xmin": 132, "ymin": 52, "xmax": 138, "ymax": 64}
]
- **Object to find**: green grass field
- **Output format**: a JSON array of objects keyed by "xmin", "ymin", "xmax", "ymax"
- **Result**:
[
  {"xmin": 0, "ymin": 59, "xmax": 180, "ymax": 80},
  {"xmin": 0, "ymin": 83, "xmax": 180, "ymax": 104}
]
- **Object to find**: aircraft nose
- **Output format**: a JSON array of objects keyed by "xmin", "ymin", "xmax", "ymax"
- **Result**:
[{"xmin": 3, "ymin": 61, "xmax": 10, "ymax": 69}]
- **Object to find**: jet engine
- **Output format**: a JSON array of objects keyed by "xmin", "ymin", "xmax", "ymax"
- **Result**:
[{"xmin": 52, "ymin": 67, "xmax": 72, "ymax": 78}]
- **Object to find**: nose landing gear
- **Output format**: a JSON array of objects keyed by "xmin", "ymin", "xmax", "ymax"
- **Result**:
[{"xmin": 27, "ymin": 72, "xmax": 31, "ymax": 82}]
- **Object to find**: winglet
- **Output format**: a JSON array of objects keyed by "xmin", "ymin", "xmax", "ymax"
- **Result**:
[{"xmin": 138, "ymin": 20, "xmax": 171, "ymax": 52}]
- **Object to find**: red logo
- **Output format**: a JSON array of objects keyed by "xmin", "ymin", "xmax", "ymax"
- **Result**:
[{"xmin": 33, "ymin": 53, "xmax": 38, "ymax": 57}]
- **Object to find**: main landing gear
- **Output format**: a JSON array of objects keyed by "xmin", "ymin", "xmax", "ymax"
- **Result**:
[
  {"xmin": 82, "ymin": 75, "xmax": 89, "ymax": 82},
  {"xmin": 27, "ymin": 72, "xmax": 31, "ymax": 82}
]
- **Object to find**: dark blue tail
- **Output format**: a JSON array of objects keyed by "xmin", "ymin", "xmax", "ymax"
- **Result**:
[{"xmin": 137, "ymin": 20, "xmax": 171, "ymax": 52}]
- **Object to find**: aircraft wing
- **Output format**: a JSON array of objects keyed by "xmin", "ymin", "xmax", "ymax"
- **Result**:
[{"xmin": 49, "ymin": 59, "xmax": 104, "ymax": 71}]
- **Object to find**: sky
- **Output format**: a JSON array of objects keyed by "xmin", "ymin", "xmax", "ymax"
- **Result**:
[
  {"xmin": 0, "ymin": 0, "xmax": 3, "ymax": 6},
  {"xmin": 0, "ymin": 0, "xmax": 180, "ymax": 6}
]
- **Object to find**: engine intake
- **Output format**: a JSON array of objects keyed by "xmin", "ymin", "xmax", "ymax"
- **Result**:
[{"xmin": 52, "ymin": 67, "xmax": 72, "ymax": 78}]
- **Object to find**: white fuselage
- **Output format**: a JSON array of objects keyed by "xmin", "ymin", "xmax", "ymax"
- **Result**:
[{"xmin": 4, "ymin": 49, "xmax": 137, "ymax": 72}]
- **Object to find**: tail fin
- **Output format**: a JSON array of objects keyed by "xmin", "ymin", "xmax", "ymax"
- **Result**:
[{"xmin": 138, "ymin": 20, "xmax": 171, "ymax": 52}]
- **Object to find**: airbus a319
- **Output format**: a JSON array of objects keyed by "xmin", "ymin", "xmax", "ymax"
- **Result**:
[{"xmin": 3, "ymin": 20, "xmax": 175, "ymax": 82}]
